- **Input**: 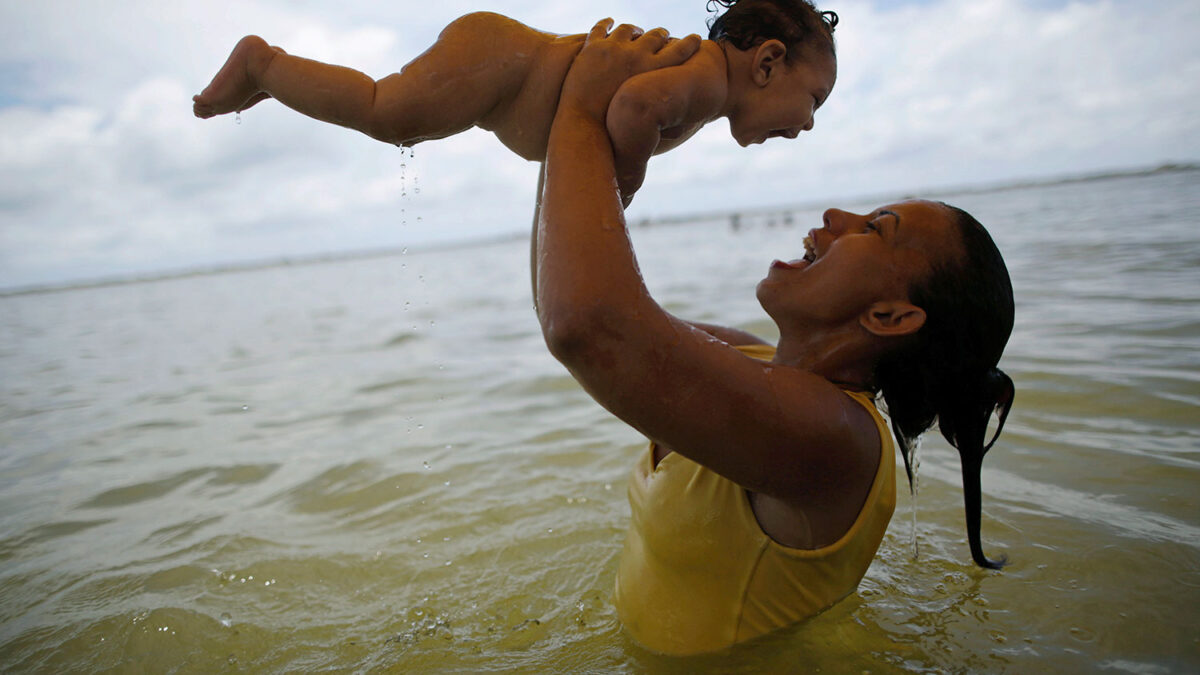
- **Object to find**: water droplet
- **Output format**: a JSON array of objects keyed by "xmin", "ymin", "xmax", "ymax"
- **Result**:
[
  {"xmin": 443, "ymin": 481, "xmax": 450, "ymax": 486},
  {"xmin": 444, "ymin": 560, "xmax": 452, "ymax": 566},
  {"xmin": 241, "ymin": 405, "xmax": 249, "ymax": 411}
]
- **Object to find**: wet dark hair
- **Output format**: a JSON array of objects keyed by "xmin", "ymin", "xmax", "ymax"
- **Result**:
[
  {"xmin": 706, "ymin": 0, "xmax": 839, "ymax": 62},
  {"xmin": 875, "ymin": 204, "xmax": 1016, "ymax": 569}
]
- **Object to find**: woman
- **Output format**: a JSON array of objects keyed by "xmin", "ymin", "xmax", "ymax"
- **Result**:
[{"xmin": 534, "ymin": 22, "xmax": 1015, "ymax": 655}]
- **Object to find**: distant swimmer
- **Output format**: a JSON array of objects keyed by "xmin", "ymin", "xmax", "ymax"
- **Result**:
[{"xmin": 193, "ymin": 1, "xmax": 838, "ymax": 204}]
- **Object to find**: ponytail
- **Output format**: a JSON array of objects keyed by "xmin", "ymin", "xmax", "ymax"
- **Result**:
[{"xmin": 938, "ymin": 368, "xmax": 1015, "ymax": 569}]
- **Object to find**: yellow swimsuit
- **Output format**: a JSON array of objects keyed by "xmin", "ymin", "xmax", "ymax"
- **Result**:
[{"xmin": 613, "ymin": 344, "xmax": 896, "ymax": 655}]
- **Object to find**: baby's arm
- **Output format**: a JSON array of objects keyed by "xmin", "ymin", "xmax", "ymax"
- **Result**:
[{"xmin": 605, "ymin": 56, "xmax": 726, "ymax": 204}]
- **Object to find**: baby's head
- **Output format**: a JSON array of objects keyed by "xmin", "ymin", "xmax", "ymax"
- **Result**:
[{"xmin": 708, "ymin": 0, "xmax": 839, "ymax": 146}]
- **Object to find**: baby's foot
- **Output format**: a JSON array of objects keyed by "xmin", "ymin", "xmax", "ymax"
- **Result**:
[{"xmin": 193, "ymin": 35, "xmax": 278, "ymax": 119}]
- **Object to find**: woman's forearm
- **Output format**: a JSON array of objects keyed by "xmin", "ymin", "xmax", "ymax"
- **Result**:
[
  {"xmin": 536, "ymin": 105, "xmax": 642, "ymax": 335},
  {"xmin": 535, "ymin": 22, "xmax": 698, "ymax": 354}
]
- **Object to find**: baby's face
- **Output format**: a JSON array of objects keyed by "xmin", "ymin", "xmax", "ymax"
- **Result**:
[{"xmin": 729, "ymin": 50, "xmax": 836, "ymax": 147}]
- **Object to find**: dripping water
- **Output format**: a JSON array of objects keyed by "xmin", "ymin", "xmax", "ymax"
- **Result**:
[{"xmin": 908, "ymin": 436, "xmax": 922, "ymax": 560}]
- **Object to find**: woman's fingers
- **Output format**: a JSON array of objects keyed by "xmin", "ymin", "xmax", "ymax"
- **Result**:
[
  {"xmin": 640, "ymin": 27, "xmax": 670, "ymax": 47},
  {"xmin": 610, "ymin": 22, "xmax": 643, "ymax": 40},
  {"xmin": 588, "ymin": 21, "xmax": 686, "ymax": 63},
  {"xmin": 588, "ymin": 18, "xmax": 614, "ymax": 41},
  {"xmin": 564, "ymin": 20, "xmax": 699, "ymax": 117},
  {"xmin": 656, "ymin": 33, "xmax": 702, "ymax": 66}
]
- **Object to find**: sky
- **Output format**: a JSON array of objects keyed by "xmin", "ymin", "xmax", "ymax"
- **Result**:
[{"xmin": 1, "ymin": 0, "xmax": 1197, "ymax": 289}]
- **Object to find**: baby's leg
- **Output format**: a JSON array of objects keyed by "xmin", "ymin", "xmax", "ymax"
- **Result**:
[
  {"xmin": 365, "ymin": 12, "xmax": 538, "ymax": 147},
  {"xmin": 193, "ymin": 13, "xmax": 537, "ymax": 149},
  {"xmin": 193, "ymin": 35, "xmax": 397, "ymax": 135}
]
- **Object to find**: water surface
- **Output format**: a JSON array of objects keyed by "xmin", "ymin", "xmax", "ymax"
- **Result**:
[{"xmin": 1, "ymin": 168, "xmax": 1198, "ymax": 672}]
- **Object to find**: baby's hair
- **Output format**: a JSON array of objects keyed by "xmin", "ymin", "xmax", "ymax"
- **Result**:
[{"xmin": 706, "ymin": 0, "xmax": 838, "ymax": 61}]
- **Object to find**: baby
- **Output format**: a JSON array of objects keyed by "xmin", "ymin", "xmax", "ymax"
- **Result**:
[{"xmin": 193, "ymin": 0, "xmax": 838, "ymax": 201}]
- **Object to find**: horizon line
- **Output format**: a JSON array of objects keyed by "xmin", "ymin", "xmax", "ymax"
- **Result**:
[{"xmin": 3, "ymin": 161, "xmax": 1195, "ymax": 298}]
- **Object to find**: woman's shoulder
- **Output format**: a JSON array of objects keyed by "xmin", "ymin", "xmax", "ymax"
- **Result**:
[{"xmin": 687, "ymin": 321, "xmax": 771, "ymax": 348}]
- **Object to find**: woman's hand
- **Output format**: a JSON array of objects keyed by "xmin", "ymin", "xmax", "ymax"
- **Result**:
[{"xmin": 560, "ymin": 19, "xmax": 700, "ymax": 121}]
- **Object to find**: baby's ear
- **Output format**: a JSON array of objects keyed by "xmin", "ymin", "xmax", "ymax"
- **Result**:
[
  {"xmin": 859, "ymin": 301, "xmax": 926, "ymax": 337},
  {"xmin": 753, "ymin": 39, "xmax": 788, "ymax": 85}
]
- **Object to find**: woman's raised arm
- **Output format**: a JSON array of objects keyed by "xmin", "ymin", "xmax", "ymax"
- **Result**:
[{"xmin": 535, "ymin": 21, "xmax": 878, "ymax": 502}]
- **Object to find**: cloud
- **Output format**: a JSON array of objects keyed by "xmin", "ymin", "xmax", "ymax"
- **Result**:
[
  {"xmin": 636, "ymin": 0, "xmax": 1200, "ymax": 216},
  {"xmin": 1, "ymin": 0, "xmax": 1197, "ymax": 288}
]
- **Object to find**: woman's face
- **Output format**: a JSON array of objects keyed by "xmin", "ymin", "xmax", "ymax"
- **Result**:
[{"xmin": 756, "ymin": 200, "xmax": 965, "ymax": 329}]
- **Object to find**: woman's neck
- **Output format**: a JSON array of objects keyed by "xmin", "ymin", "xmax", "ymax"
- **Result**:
[{"xmin": 772, "ymin": 325, "xmax": 879, "ymax": 392}]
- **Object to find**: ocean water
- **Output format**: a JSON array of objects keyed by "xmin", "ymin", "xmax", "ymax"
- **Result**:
[{"xmin": 1, "ymin": 168, "xmax": 1197, "ymax": 673}]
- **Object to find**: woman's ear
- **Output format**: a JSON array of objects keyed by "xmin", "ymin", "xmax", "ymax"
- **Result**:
[
  {"xmin": 752, "ymin": 39, "xmax": 788, "ymax": 85},
  {"xmin": 860, "ymin": 301, "xmax": 926, "ymax": 337}
]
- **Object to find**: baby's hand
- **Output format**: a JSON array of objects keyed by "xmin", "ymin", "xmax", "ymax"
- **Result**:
[{"xmin": 561, "ymin": 19, "xmax": 700, "ymax": 120}]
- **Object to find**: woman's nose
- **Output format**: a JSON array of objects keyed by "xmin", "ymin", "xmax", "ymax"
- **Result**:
[{"xmin": 822, "ymin": 208, "xmax": 850, "ymax": 234}]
